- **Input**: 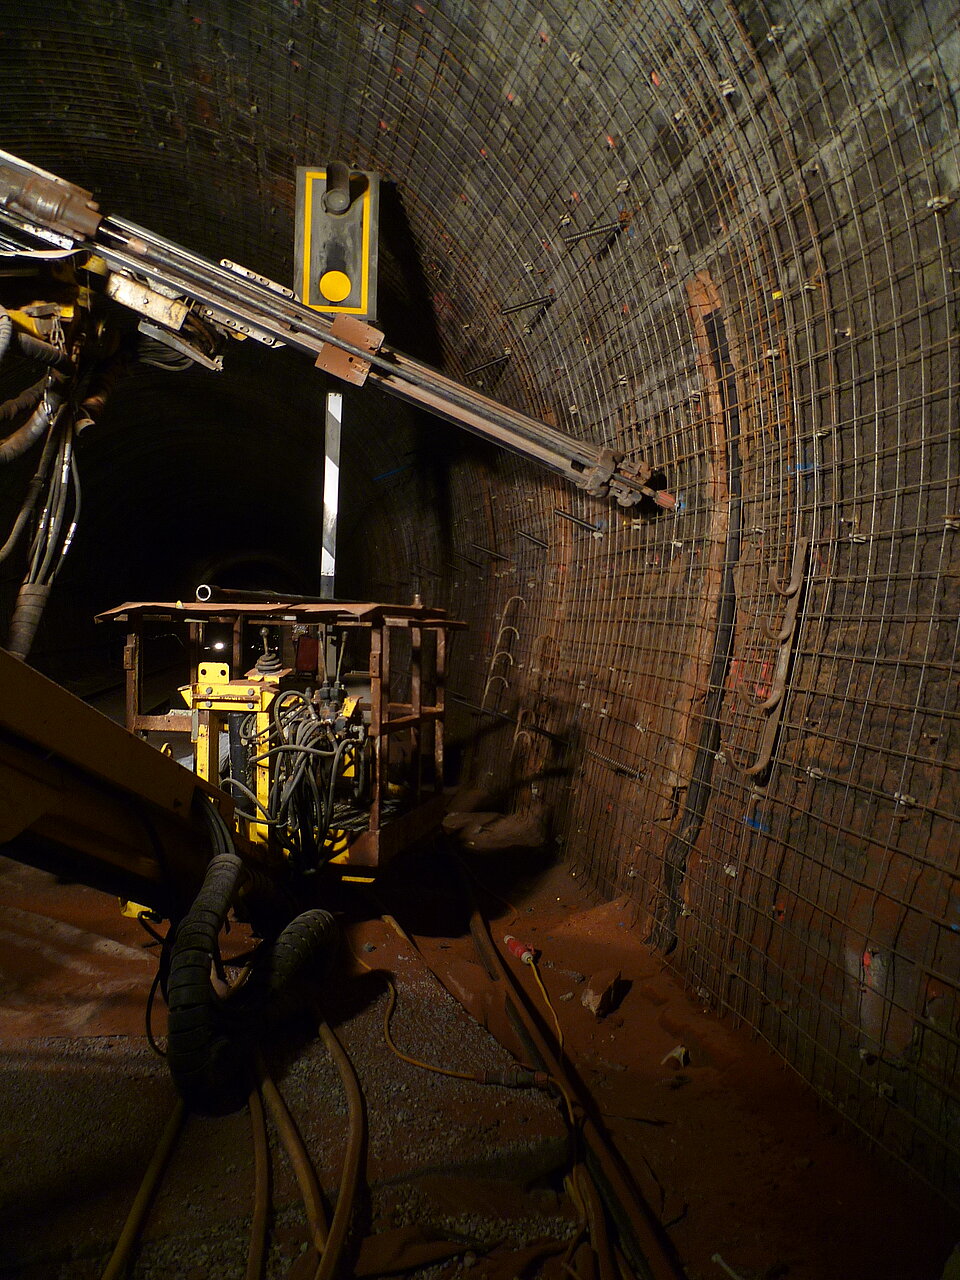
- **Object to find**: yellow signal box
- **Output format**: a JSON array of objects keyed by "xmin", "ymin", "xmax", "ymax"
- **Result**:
[{"xmin": 295, "ymin": 162, "xmax": 379, "ymax": 320}]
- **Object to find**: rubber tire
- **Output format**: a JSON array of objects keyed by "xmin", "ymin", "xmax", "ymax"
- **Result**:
[
  {"xmin": 268, "ymin": 908, "xmax": 339, "ymax": 1024},
  {"xmin": 166, "ymin": 852, "xmax": 248, "ymax": 1113}
]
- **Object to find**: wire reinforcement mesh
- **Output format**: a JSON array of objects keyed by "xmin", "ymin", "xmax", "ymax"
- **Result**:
[{"xmin": 1, "ymin": 0, "xmax": 958, "ymax": 1203}]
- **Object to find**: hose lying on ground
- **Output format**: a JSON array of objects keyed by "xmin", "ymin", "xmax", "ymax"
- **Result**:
[
  {"xmin": 99, "ymin": 1100, "xmax": 186, "ymax": 1280},
  {"xmin": 245, "ymin": 1086, "xmax": 270, "ymax": 1280},
  {"xmin": 314, "ymin": 1022, "xmax": 365, "ymax": 1280},
  {"xmin": 259, "ymin": 1066, "xmax": 329, "ymax": 1255},
  {"xmin": 464, "ymin": 893, "xmax": 686, "ymax": 1280}
]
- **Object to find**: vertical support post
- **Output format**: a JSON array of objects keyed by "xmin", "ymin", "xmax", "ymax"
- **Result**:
[
  {"xmin": 435, "ymin": 626, "xmax": 446, "ymax": 792},
  {"xmin": 252, "ymin": 704, "xmax": 273, "ymax": 846},
  {"xmin": 411, "ymin": 624, "xmax": 422, "ymax": 798},
  {"xmin": 232, "ymin": 616, "xmax": 244, "ymax": 675},
  {"xmin": 195, "ymin": 710, "xmax": 218, "ymax": 784},
  {"xmin": 321, "ymin": 390, "xmax": 342, "ymax": 600},
  {"xmin": 369, "ymin": 626, "xmax": 383, "ymax": 831},
  {"xmin": 187, "ymin": 622, "xmax": 200, "ymax": 690},
  {"xmin": 123, "ymin": 627, "xmax": 141, "ymax": 733}
]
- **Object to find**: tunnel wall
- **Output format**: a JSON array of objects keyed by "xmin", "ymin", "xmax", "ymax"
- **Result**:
[{"xmin": 4, "ymin": 0, "xmax": 959, "ymax": 1200}]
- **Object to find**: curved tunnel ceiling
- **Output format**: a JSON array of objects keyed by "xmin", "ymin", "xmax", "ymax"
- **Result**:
[{"xmin": 3, "ymin": 0, "xmax": 960, "ymax": 1201}]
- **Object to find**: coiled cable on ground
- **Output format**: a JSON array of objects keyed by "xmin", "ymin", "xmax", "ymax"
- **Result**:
[{"xmin": 374, "ymin": 913, "xmax": 568, "ymax": 1101}]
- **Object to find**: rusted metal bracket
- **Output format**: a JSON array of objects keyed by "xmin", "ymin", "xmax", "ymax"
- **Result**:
[
  {"xmin": 315, "ymin": 314, "xmax": 384, "ymax": 386},
  {"xmin": 769, "ymin": 540, "xmax": 808, "ymax": 597},
  {"xmin": 730, "ymin": 537, "xmax": 809, "ymax": 780}
]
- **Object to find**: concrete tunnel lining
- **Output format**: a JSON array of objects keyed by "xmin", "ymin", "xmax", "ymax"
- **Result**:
[{"xmin": 0, "ymin": 0, "xmax": 958, "ymax": 1208}]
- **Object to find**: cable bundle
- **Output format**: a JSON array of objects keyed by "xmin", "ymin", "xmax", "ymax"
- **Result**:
[
  {"xmin": 0, "ymin": 307, "xmax": 80, "ymax": 659},
  {"xmin": 223, "ymin": 687, "xmax": 369, "ymax": 869}
]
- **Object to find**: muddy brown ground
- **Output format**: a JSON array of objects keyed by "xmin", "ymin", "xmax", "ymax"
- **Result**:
[{"xmin": 0, "ymin": 850, "xmax": 956, "ymax": 1280}]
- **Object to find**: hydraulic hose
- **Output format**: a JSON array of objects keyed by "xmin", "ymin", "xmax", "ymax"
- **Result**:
[
  {"xmin": 314, "ymin": 1023, "xmax": 365, "ymax": 1280},
  {"xmin": 0, "ymin": 373, "xmax": 45, "ymax": 423},
  {"xmin": 100, "ymin": 1100, "xmax": 187, "ymax": 1280},
  {"xmin": 245, "ymin": 1086, "xmax": 270, "ymax": 1280},
  {"xmin": 0, "ymin": 307, "xmax": 11, "ymax": 365},
  {"xmin": 0, "ymin": 379, "xmax": 62, "ymax": 462},
  {"xmin": 0, "ymin": 416, "xmax": 60, "ymax": 564},
  {"xmin": 12, "ymin": 326, "xmax": 73, "ymax": 371},
  {"xmin": 463, "ymin": 889, "xmax": 686, "ymax": 1280}
]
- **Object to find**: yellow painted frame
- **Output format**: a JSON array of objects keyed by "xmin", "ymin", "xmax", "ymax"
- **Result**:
[{"xmin": 299, "ymin": 169, "xmax": 373, "ymax": 316}]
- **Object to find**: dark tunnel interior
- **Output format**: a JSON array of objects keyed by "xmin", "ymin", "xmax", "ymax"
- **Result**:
[{"xmin": 0, "ymin": 1, "xmax": 958, "ymax": 1276}]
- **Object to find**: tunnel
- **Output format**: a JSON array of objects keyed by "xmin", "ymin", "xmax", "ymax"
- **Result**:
[{"xmin": 0, "ymin": 1, "xmax": 958, "ymax": 1277}]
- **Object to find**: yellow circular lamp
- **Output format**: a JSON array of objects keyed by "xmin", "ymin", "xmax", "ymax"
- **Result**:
[{"xmin": 319, "ymin": 270, "xmax": 352, "ymax": 303}]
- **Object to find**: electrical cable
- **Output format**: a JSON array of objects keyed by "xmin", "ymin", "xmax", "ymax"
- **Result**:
[
  {"xmin": 145, "ymin": 966, "xmax": 167, "ymax": 1058},
  {"xmin": 137, "ymin": 914, "xmax": 166, "ymax": 947},
  {"xmin": 363, "ymin": 922, "xmax": 567, "ymax": 1100},
  {"xmin": 580, "ymin": 1160, "xmax": 620, "ymax": 1280},
  {"xmin": 381, "ymin": 976, "xmax": 483, "ymax": 1082},
  {"xmin": 559, "ymin": 1175, "xmax": 590, "ymax": 1277},
  {"xmin": 528, "ymin": 954, "xmax": 565, "ymax": 1058}
]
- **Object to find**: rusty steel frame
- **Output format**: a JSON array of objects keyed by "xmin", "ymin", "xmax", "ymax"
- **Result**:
[{"xmin": 102, "ymin": 599, "xmax": 462, "ymax": 872}]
